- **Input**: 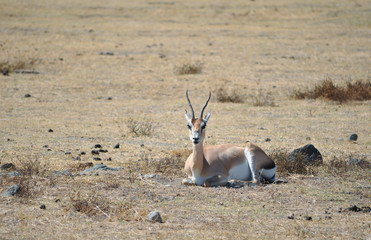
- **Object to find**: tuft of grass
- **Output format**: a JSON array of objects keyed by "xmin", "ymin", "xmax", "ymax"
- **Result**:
[
  {"xmin": 12, "ymin": 156, "xmax": 48, "ymax": 177},
  {"xmin": 127, "ymin": 117, "xmax": 154, "ymax": 137},
  {"xmin": 323, "ymin": 154, "xmax": 370, "ymax": 176},
  {"xmin": 251, "ymin": 90, "xmax": 276, "ymax": 107},
  {"xmin": 136, "ymin": 148, "xmax": 190, "ymax": 176},
  {"xmin": 216, "ymin": 87, "xmax": 245, "ymax": 103},
  {"xmin": 68, "ymin": 188, "xmax": 146, "ymax": 221},
  {"xmin": 174, "ymin": 62, "xmax": 203, "ymax": 75},
  {"xmin": 269, "ymin": 149, "xmax": 313, "ymax": 176},
  {"xmin": 293, "ymin": 78, "xmax": 371, "ymax": 103}
]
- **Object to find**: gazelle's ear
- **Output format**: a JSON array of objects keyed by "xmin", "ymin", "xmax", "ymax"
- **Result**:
[
  {"xmin": 204, "ymin": 112, "xmax": 211, "ymax": 122},
  {"xmin": 185, "ymin": 110, "xmax": 192, "ymax": 123}
]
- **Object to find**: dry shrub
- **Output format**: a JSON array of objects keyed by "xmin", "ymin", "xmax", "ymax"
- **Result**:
[
  {"xmin": 251, "ymin": 90, "xmax": 276, "ymax": 107},
  {"xmin": 324, "ymin": 155, "xmax": 370, "ymax": 176},
  {"xmin": 12, "ymin": 157, "xmax": 48, "ymax": 177},
  {"xmin": 293, "ymin": 79, "xmax": 371, "ymax": 103},
  {"xmin": 269, "ymin": 149, "xmax": 312, "ymax": 176},
  {"xmin": 68, "ymin": 189, "xmax": 146, "ymax": 221},
  {"xmin": 127, "ymin": 117, "xmax": 154, "ymax": 136},
  {"xmin": 216, "ymin": 87, "xmax": 245, "ymax": 103},
  {"xmin": 174, "ymin": 62, "xmax": 203, "ymax": 75},
  {"xmin": 0, "ymin": 43, "xmax": 39, "ymax": 74},
  {"xmin": 137, "ymin": 148, "xmax": 190, "ymax": 176}
]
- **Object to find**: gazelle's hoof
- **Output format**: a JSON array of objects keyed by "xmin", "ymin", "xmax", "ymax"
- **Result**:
[
  {"xmin": 182, "ymin": 178, "xmax": 196, "ymax": 185},
  {"xmin": 226, "ymin": 180, "xmax": 244, "ymax": 188}
]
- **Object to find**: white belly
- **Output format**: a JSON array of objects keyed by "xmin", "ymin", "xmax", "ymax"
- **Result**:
[{"xmin": 228, "ymin": 162, "xmax": 252, "ymax": 181}]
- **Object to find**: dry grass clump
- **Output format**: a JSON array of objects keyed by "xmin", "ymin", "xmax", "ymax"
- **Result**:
[
  {"xmin": 269, "ymin": 149, "xmax": 314, "ymax": 176},
  {"xmin": 323, "ymin": 155, "xmax": 370, "ymax": 176},
  {"xmin": 136, "ymin": 148, "xmax": 190, "ymax": 176},
  {"xmin": 251, "ymin": 90, "xmax": 276, "ymax": 107},
  {"xmin": 216, "ymin": 87, "xmax": 245, "ymax": 103},
  {"xmin": 68, "ymin": 188, "xmax": 146, "ymax": 221},
  {"xmin": 174, "ymin": 62, "xmax": 203, "ymax": 75},
  {"xmin": 127, "ymin": 117, "xmax": 155, "ymax": 136},
  {"xmin": 293, "ymin": 79, "xmax": 371, "ymax": 103}
]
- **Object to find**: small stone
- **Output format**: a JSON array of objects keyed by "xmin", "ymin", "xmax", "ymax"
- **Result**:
[
  {"xmin": 48, "ymin": 129, "xmax": 54, "ymax": 133},
  {"xmin": 94, "ymin": 144, "xmax": 102, "ymax": 149},
  {"xmin": 288, "ymin": 144, "xmax": 323, "ymax": 166},
  {"xmin": 75, "ymin": 156, "xmax": 81, "ymax": 161},
  {"xmin": 91, "ymin": 150, "xmax": 99, "ymax": 155},
  {"xmin": 305, "ymin": 216, "xmax": 312, "ymax": 221},
  {"xmin": 265, "ymin": 138, "xmax": 271, "ymax": 142},
  {"xmin": 146, "ymin": 211, "xmax": 163, "ymax": 223},
  {"xmin": 2, "ymin": 184, "xmax": 21, "ymax": 197},
  {"xmin": 306, "ymin": 137, "xmax": 311, "ymax": 141},
  {"xmin": 140, "ymin": 144, "xmax": 144, "ymax": 147},
  {"xmin": 105, "ymin": 157, "xmax": 112, "ymax": 161},
  {"xmin": 114, "ymin": 143, "xmax": 120, "ymax": 149},
  {"xmin": 99, "ymin": 149, "xmax": 108, "ymax": 153},
  {"xmin": 1, "ymin": 163, "xmax": 14, "ymax": 170},
  {"xmin": 93, "ymin": 157, "xmax": 102, "ymax": 161},
  {"xmin": 107, "ymin": 97, "xmax": 112, "ymax": 100},
  {"xmin": 348, "ymin": 134, "xmax": 358, "ymax": 141},
  {"xmin": 65, "ymin": 151, "xmax": 72, "ymax": 155},
  {"xmin": 40, "ymin": 204, "xmax": 46, "ymax": 210},
  {"xmin": 24, "ymin": 93, "xmax": 31, "ymax": 98},
  {"xmin": 80, "ymin": 152, "xmax": 86, "ymax": 155},
  {"xmin": 43, "ymin": 145, "xmax": 49, "ymax": 148},
  {"xmin": 288, "ymin": 213, "xmax": 295, "ymax": 219}
]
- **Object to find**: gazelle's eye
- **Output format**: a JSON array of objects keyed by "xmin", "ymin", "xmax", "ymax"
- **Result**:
[
  {"xmin": 201, "ymin": 125, "xmax": 206, "ymax": 130},
  {"xmin": 187, "ymin": 125, "xmax": 192, "ymax": 130}
]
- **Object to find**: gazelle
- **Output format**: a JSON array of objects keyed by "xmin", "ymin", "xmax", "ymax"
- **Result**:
[{"xmin": 182, "ymin": 91, "xmax": 276, "ymax": 187}]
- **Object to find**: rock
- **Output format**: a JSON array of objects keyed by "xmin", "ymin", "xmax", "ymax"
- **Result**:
[
  {"xmin": 78, "ymin": 164, "xmax": 120, "ymax": 175},
  {"xmin": 146, "ymin": 211, "xmax": 163, "ymax": 223},
  {"xmin": 348, "ymin": 134, "xmax": 358, "ymax": 141},
  {"xmin": 288, "ymin": 213, "xmax": 295, "ymax": 219},
  {"xmin": 80, "ymin": 152, "xmax": 86, "ymax": 155},
  {"xmin": 94, "ymin": 144, "xmax": 102, "ymax": 149},
  {"xmin": 107, "ymin": 97, "xmax": 112, "ymax": 100},
  {"xmin": 15, "ymin": 70, "xmax": 40, "ymax": 74},
  {"xmin": 2, "ymin": 184, "xmax": 20, "ymax": 197},
  {"xmin": 65, "ymin": 151, "xmax": 72, "ymax": 155},
  {"xmin": 288, "ymin": 144, "xmax": 323, "ymax": 165},
  {"xmin": 24, "ymin": 93, "xmax": 31, "ymax": 98},
  {"xmin": 140, "ymin": 144, "xmax": 144, "ymax": 147},
  {"xmin": 114, "ymin": 143, "xmax": 120, "ymax": 149},
  {"xmin": 99, "ymin": 51, "xmax": 114, "ymax": 56},
  {"xmin": 99, "ymin": 149, "xmax": 108, "ymax": 153},
  {"xmin": 104, "ymin": 157, "xmax": 112, "ymax": 161},
  {"xmin": 91, "ymin": 150, "xmax": 99, "ymax": 155},
  {"xmin": 75, "ymin": 156, "xmax": 81, "ymax": 161},
  {"xmin": 0, "ymin": 171, "xmax": 21, "ymax": 177},
  {"xmin": 40, "ymin": 204, "xmax": 46, "ymax": 210},
  {"xmin": 48, "ymin": 129, "xmax": 54, "ymax": 133},
  {"xmin": 305, "ymin": 216, "xmax": 312, "ymax": 221},
  {"xmin": 93, "ymin": 157, "xmax": 102, "ymax": 161},
  {"xmin": 340, "ymin": 205, "xmax": 371, "ymax": 213},
  {"xmin": 1, "ymin": 163, "xmax": 14, "ymax": 170},
  {"xmin": 265, "ymin": 138, "xmax": 271, "ymax": 142},
  {"xmin": 51, "ymin": 170, "xmax": 73, "ymax": 177}
]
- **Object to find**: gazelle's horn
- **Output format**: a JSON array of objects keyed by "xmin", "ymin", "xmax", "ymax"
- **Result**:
[
  {"xmin": 200, "ymin": 92, "xmax": 211, "ymax": 118},
  {"xmin": 186, "ymin": 90, "xmax": 195, "ymax": 119}
]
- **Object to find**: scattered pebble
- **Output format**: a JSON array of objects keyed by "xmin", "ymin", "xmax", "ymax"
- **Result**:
[
  {"xmin": 146, "ymin": 211, "xmax": 163, "ymax": 223},
  {"xmin": 140, "ymin": 144, "xmax": 144, "ymax": 147},
  {"xmin": 265, "ymin": 138, "xmax": 271, "ymax": 142},
  {"xmin": 91, "ymin": 150, "xmax": 99, "ymax": 155},
  {"xmin": 305, "ymin": 216, "xmax": 312, "ymax": 221},
  {"xmin": 40, "ymin": 204, "xmax": 46, "ymax": 210},
  {"xmin": 105, "ymin": 157, "xmax": 112, "ymax": 161},
  {"xmin": 43, "ymin": 145, "xmax": 49, "ymax": 148},
  {"xmin": 1, "ymin": 163, "xmax": 14, "ymax": 170},
  {"xmin": 107, "ymin": 97, "xmax": 112, "ymax": 100},
  {"xmin": 80, "ymin": 152, "xmax": 86, "ymax": 155},
  {"xmin": 99, "ymin": 51, "xmax": 114, "ymax": 56},
  {"xmin": 93, "ymin": 157, "xmax": 102, "ymax": 161},
  {"xmin": 348, "ymin": 134, "xmax": 358, "ymax": 141},
  {"xmin": 48, "ymin": 129, "xmax": 54, "ymax": 133},
  {"xmin": 1, "ymin": 184, "xmax": 20, "ymax": 197},
  {"xmin": 99, "ymin": 149, "xmax": 108, "ymax": 153},
  {"xmin": 94, "ymin": 144, "xmax": 102, "ymax": 149},
  {"xmin": 75, "ymin": 156, "xmax": 81, "ymax": 161},
  {"xmin": 24, "ymin": 93, "xmax": 31, "ymax": 98},
  {"xmin": 65, "ymin": 152, "xmax": 72, "ymax": 155},
  {"xmin": 114, "ymin": 143, "xmax": 120, "ymax": 149},
  {"xmin": 288, "ymin": 213, "xmax": 295, "ymax": 219}
]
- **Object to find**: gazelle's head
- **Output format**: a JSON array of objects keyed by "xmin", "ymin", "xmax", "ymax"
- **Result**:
[{"xmin": 185, "ymin": 90, "xmax": 211, "ymax": 145}]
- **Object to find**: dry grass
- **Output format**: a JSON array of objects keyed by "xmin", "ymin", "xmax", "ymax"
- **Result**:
[
  {"xmin": 174, "ymin": 62, "xmax": 203, "ymax": 75},
  {"xmin": 0, "ymin": 0, "xmax": 370, "ymax": 239},
  {"xmin": 293, "ymin": 79, "xmax": 371, "ymax": 103},
  {"xmin": 215, "ymin": 87, "xmax": 245, "ymax": 103},
  {"xmin": 127, "ymin": 117, "xmax": 155, "ymax": 137},
  {"xmin": 251, "ymin": 90, "xmax": 276, "ymax": 107}
]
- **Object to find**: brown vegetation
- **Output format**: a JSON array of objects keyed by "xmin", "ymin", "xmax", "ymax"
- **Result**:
[{"xmin": 293, "ymin": 79, "xmax": 371, "ymax": 103}]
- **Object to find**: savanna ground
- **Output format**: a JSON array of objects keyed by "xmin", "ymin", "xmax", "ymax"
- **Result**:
[{"xmin": 0, "ymin": 0, "xmax": 370, "ymax": 239}]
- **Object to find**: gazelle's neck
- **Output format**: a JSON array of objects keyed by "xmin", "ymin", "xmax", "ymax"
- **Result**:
[{"xmin": 191, "ymin": 141, "xmax": 204, "ymax": 174}]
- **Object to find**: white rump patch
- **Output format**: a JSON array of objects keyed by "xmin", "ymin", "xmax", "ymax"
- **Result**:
[{"xmin": 260, "ymin": 166, "xmax": 276, "ymax": 182}]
